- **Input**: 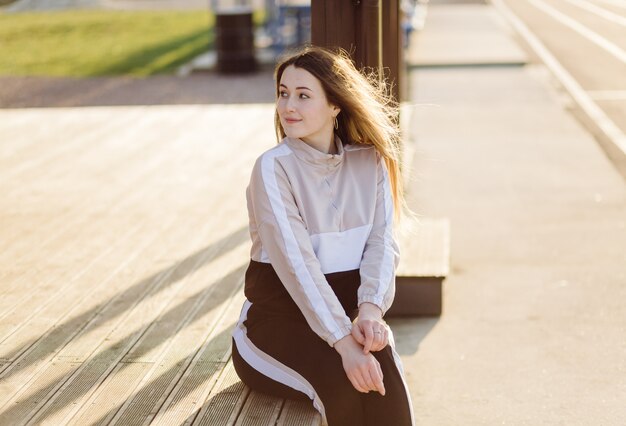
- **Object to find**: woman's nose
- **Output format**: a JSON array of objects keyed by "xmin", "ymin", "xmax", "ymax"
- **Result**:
[{"xmin": 285, "ymin": 95, "xmax": 296, "ymax": 112}]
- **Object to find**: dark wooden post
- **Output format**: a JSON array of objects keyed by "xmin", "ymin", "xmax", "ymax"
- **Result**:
[
  {"xmin": 310, "ymin": 1, "xmax": 357, "ymax": 58},
  {"xmin": 382, "ymin": 0, "xmax": 405, "ymax": 102},
  {"xmin": 355, "ymin": 0, "xmax": 382, "ymax": 72},
  {"xmin": 311, "ymin": 0, "xmax": 403, "ymax": 103}
]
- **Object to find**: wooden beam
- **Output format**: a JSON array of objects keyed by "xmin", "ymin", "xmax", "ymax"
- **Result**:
[
  {"xmin": 311, "ymin": 0, "xmax": 403, "ymax": 103},
  {"xmin": 355, "ymin": 0, "xmax": 382, "ymax": 71},
  {"xmin": 311, "ymin": 0, "xmax": 357, "ymax": 55},
  {"xmin": 382, "ymin": 0, "xmax": 404, "ymax": 102}
]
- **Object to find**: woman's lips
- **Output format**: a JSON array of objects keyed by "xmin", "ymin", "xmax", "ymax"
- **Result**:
[{"xmin": 284, "ymin": 118, "xmax": 301, "ymax": 124}]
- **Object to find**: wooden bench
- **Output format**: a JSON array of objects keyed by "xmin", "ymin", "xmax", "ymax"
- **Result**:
[{"xmin": 388, "ymin": 217, "xmax": 450, "ymax": 316}]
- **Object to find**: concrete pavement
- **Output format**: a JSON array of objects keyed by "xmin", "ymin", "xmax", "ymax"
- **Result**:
[
  {"xmin": 393, "ymin": 1, "xmax": 626, "ymax": 424},
  {"xmin": 0, "ymin": 72, "xmax": 276, "ymax": 108}
]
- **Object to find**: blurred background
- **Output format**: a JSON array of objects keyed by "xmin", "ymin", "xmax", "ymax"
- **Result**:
[{"xmin": 0, "ymin": 0, "xmax": 428, "ymax": 106}]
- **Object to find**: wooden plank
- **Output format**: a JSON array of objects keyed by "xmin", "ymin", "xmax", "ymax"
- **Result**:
[
  {"xmin": 0, "ymin": 202, "xmax": 129, "ymax": 291},
  {"xmin": 0, "ymin": 216, "xmax": 162, "ymax": 357},
  {"xmin": 0, "ymin": 107, "xmax": 144, "ymax": 183},
  {"xmin": 388, "ymin": 217, "xmax": 450, "ymax": 316},
  {"xmin": 0, "ymin": 213, "xmax": 149, "ymax": 350},
  {"xmin": 23, "ymin": 214, "xmax": 234, "ymax": 426},
  {"xmin": 119, "ymin": 236, "xmax": 249, "ymax": 363},
  {"xmin": 0, "ymin": 139, "xmax": 229, "ymax": 420},
  {"xmin": 0, "ymin": 220, "xmax": 145, "ymax": 346},
  {"xmin": 0, "ymin": 360, "xmax": 81, "ymax": 425},
  {"xmin": 0, "ymin": 108, "xmax": 32, "ymax": 133},
  {"xmin": 0, "ymin": 107, "xmax": 201, "ymax": 266},
  {"xmin": 234, "ymin": 391, "xmax": 283, "ymax": 426},
  {"xmin": 75, "ymin": 259, "xmax": 247, "ymax": 426},
  {"xmin": 75, "ymin": 106, "xmax": 270, "ymax": 426},
  {"xmin": 191, "ymin": 362, "xmax": 250, "ymax": 426},
  {"xmin": 392, "ymin": 276, "xmax": 444, "ymax": 316},
  {"xmin": 0, "ymin": 103, "xmax": 254, "ymax": 336},
  {"xmin": 33, "ymin": 176, "xmax": 245, "ymax": 422},
  {"xmin": 276, "ymin": 399, "xmax": 322, "ymax": 426},
  {"xmin": 0, "ymin": 214, "xmax": 180, "ymax": 411},
  {"xmin": 53, "ymin": 220, "xmax": 230, "ymax": 361},
  {"xmin": 148, "ymin": 281, "xmax": 248, "ymax": 426},
  {"xmin": 0, "ymin": 139, "xmax": 173, "ymax": 306},
  {"xmin": 0, "ymin": 108, "xmax": 211, "ymax": 325},
  {"xmin": 0, "ymin": 108, "xmax": 107, "ymax": 161},
  {"xmin": 0, "ymin": 108, "xmax": 193, "ymax": 279},
  {"xmin": 396, "ymin": 218, "xmax": 450, "ymax": 278},
  {"xmin": 25, "ymin": 361, "xmax": 123, "ymax": 425},
  {"xmin": 66, "ymin": 361, "xmax": 154, "ymax": 426},
  {"xmin": 0, "ymin": 104, "xmax": 275, "ymax": 425},
  {"xmin": 0, "ymin": 131, "xmax": 191, "ymax": 354}
]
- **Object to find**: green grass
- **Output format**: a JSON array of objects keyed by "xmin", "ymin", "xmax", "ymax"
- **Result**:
[{"xmin": 0, "ymin": 10, "xmax": 217, "ymax": 77}]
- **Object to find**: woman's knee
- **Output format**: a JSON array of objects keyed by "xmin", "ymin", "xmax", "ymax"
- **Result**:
[{"xmin": 231, "ymin": 338, "xmax": 309, "ymax": 401}]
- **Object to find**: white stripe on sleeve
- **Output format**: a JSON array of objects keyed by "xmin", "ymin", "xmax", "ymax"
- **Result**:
[
  {"xmin": 260, "ymin": 145, "xmax": 344, "ymax": 337},
  {"xmin": 375, "ymin": 159, "xmax": 395, "ymax": 300}
]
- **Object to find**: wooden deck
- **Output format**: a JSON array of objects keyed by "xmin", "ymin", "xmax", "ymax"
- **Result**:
[
  {"xmin": 0, "ymin": 103, "xmax": 451, "ymax": 425},
  {"xmin": 0, "ymin": 104, "xmax": 322, "ymax": 425}
]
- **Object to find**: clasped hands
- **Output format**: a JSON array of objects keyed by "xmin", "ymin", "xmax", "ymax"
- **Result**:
[{"xmin": 334, "ymin": 302, "xmax": 389, "ymax": 396}]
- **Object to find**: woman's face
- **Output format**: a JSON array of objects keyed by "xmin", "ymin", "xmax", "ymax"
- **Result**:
[{"xmin": 277, "ymin": 65, "xmax": 339, "ymax": 146}]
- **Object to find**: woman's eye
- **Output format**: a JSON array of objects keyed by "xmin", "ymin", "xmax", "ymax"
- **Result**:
[
  {"xmin": 279, "ymin": 91, "xmax": 288, "ymax": 97},
  {"xmin": 300, "ymin": 94, "xmax": 309, "ymax": 99}
]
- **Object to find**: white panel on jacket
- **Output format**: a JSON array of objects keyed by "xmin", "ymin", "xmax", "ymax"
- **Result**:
[{"xmin": 309, "ymin": 224, "xmax": 373, "ymax": 274}]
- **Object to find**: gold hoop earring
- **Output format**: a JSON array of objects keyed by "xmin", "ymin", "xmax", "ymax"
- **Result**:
[{"xmin": 334, "ymin": 116, "xmax": 339, "ymax": 130}]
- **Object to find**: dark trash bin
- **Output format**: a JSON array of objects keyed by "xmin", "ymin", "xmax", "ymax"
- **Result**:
[{"xmin": 215, "ymin": 7, "xmax": 257, "ymax": 74}]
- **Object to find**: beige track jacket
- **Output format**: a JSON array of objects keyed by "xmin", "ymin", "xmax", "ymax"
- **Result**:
[{"xmin": 246, "ymin": 135, "xmax": 400, "ymax": 346}]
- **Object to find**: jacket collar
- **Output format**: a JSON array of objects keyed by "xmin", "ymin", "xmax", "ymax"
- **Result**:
[{"xmin": 284, "ymin": 135, "xmax": 344, "ymax": 168}]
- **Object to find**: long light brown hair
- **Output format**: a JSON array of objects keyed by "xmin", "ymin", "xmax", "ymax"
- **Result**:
[{"xmin": 274, "ymin": 45, "xmax": 407, "ymax": 221}]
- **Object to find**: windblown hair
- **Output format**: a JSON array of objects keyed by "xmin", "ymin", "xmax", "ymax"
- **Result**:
[{"xmin": 274, "ymin": 45, "xmax": 407, "ymax": 221}]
